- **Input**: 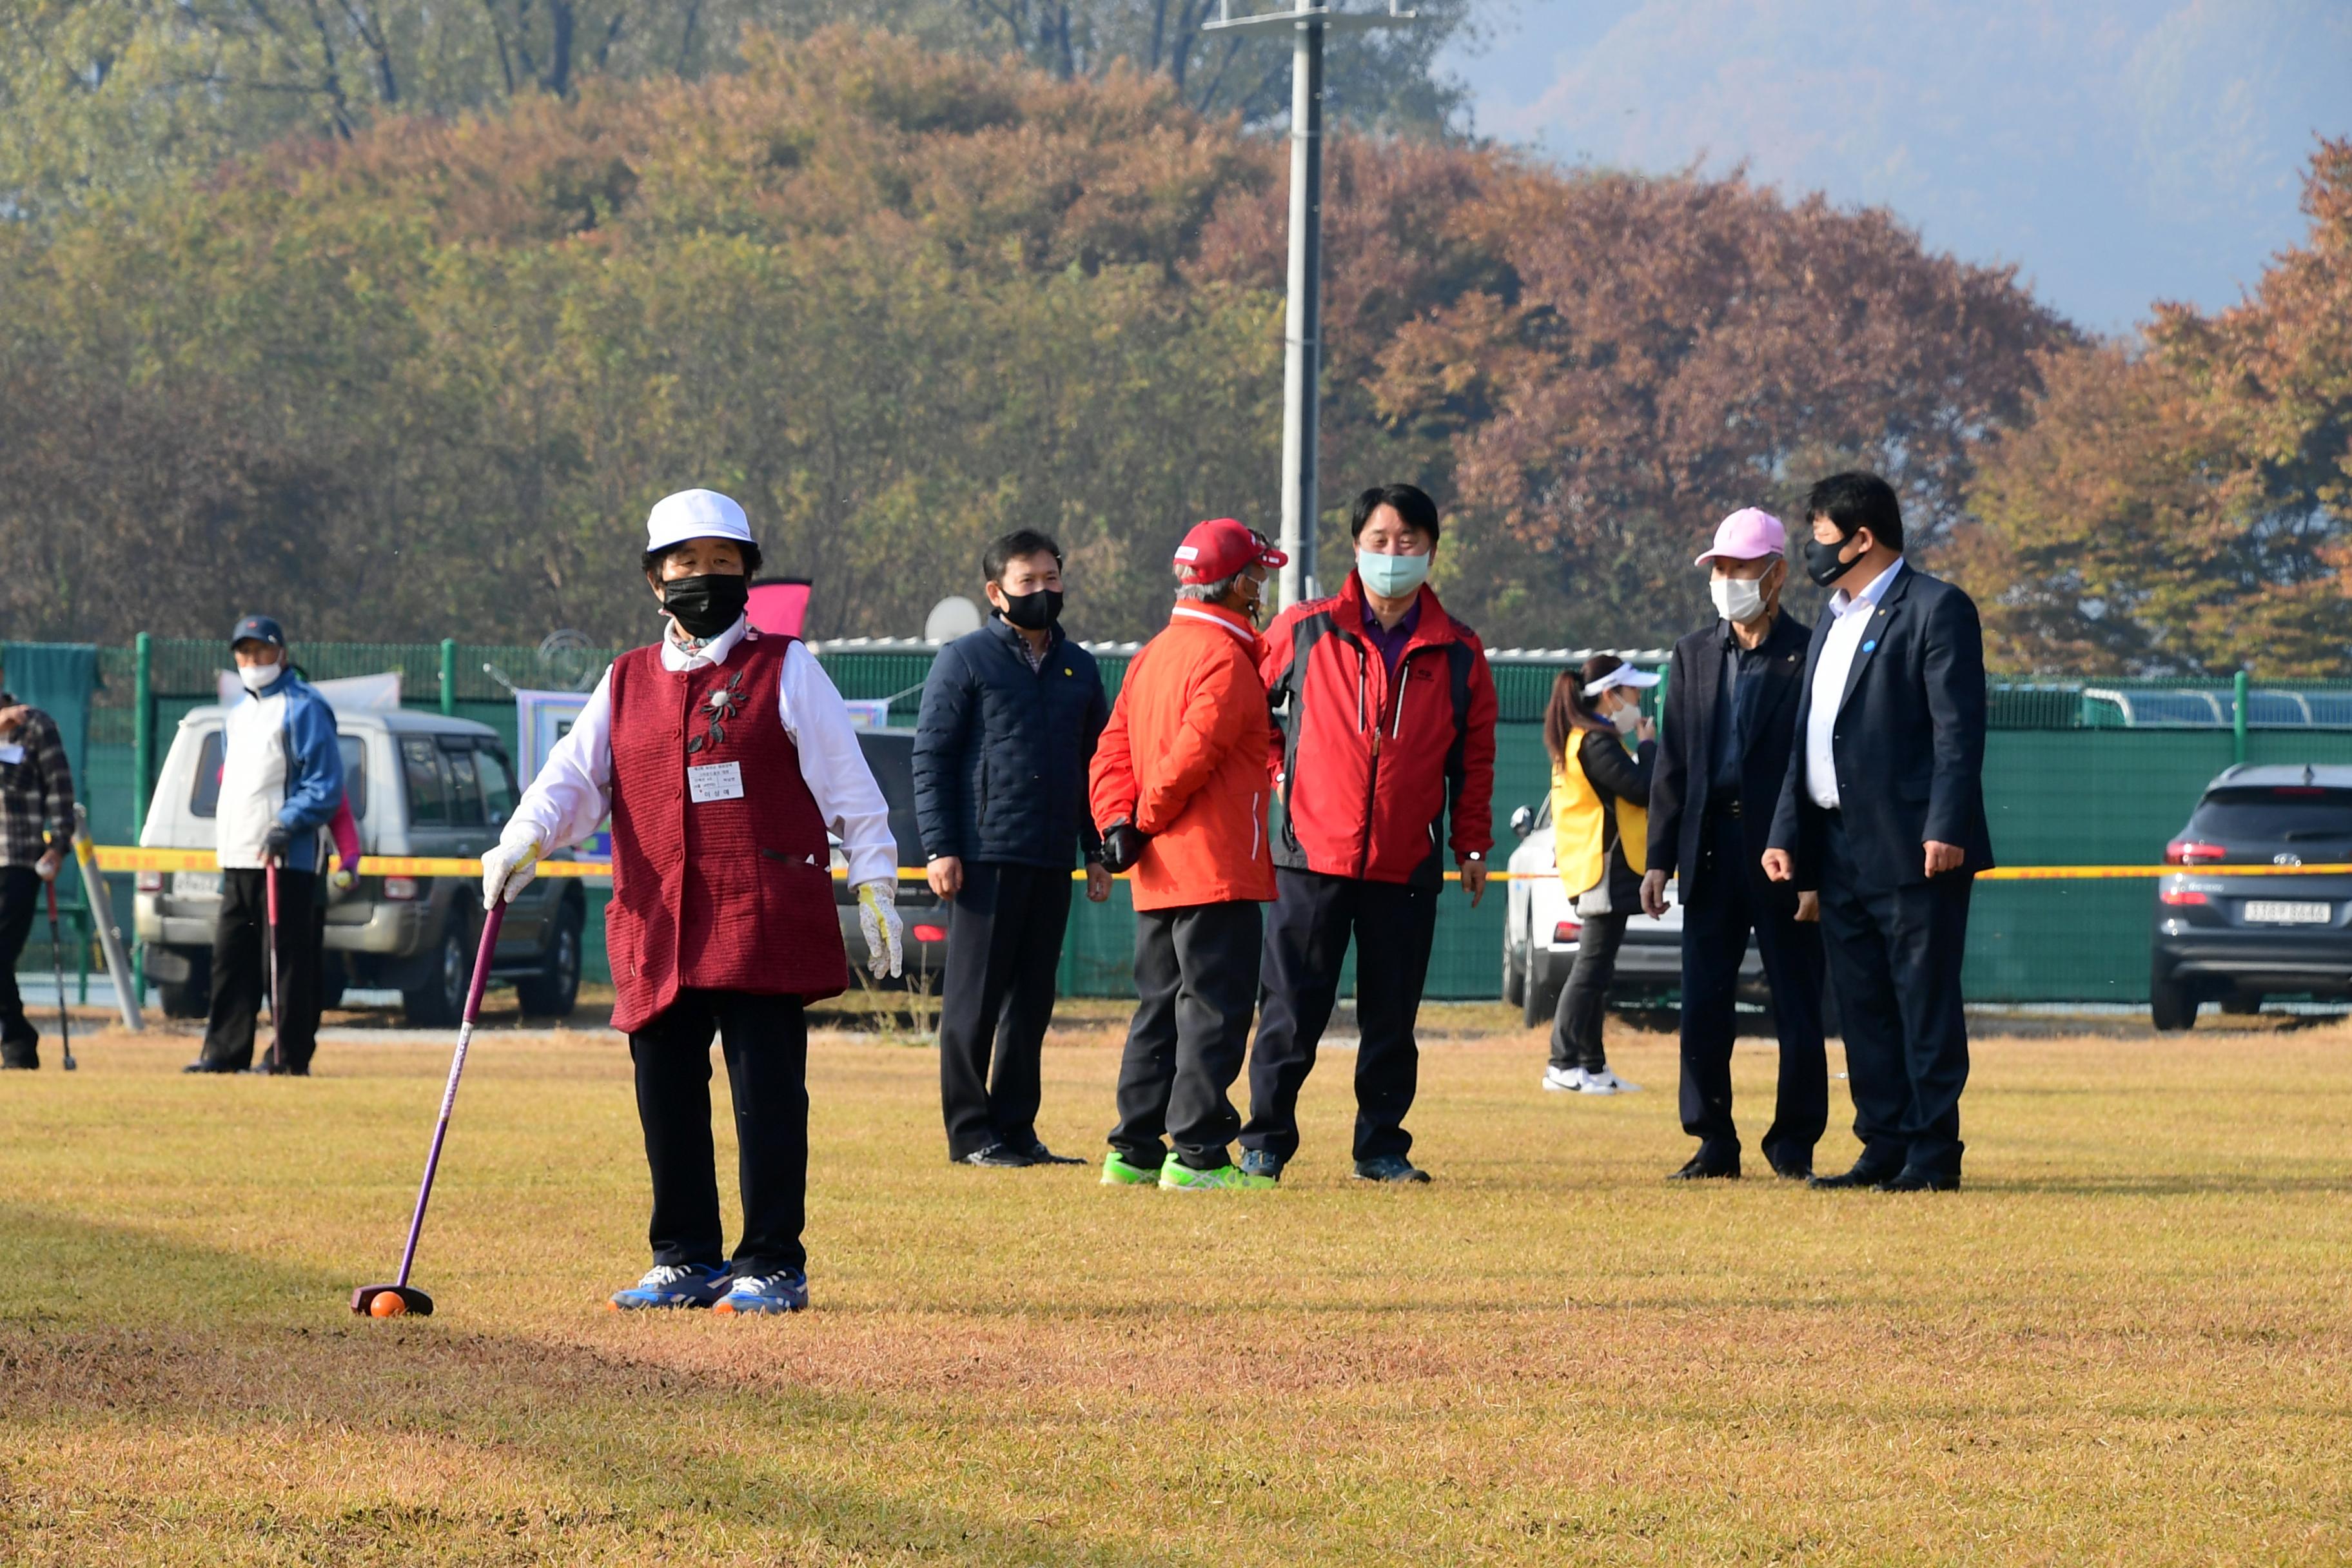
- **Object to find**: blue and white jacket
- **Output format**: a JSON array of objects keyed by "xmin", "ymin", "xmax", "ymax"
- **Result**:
[{"xmin": 215, "ymin": 669, "xmax": 344, "ymax": 873}]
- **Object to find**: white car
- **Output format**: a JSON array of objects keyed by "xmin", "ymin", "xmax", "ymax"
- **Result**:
[
  {"xmin": 1502, "ymin": 796, "xmax": 1765, "ymax": 1028},
  {"xmin": 135, "ymin": 706, "xmax": 587, "ymax": 1025}
]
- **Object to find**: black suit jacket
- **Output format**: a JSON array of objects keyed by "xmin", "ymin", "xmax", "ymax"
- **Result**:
[
  {"xmin": 1645, "ymin": 609, "xmax": 1813, "ymax": 901},
  {"xmin": 1767, "ymin": 564, "xmax": 1995, "ymax": 892}
]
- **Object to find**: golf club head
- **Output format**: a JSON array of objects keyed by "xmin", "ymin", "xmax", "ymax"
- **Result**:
[
  {"xmin": 61, "ymin": 1055, "xmax": 75, "ymax": 1072},
  {"xmin": 350, "ymin": 1284, "xmax": 435, "ymax": 1317}
]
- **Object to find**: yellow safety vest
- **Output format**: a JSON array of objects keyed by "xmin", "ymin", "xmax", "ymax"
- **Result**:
[{"xmin": 1551, "ymin": 735, "xmax": 1647, "ymax": 897}]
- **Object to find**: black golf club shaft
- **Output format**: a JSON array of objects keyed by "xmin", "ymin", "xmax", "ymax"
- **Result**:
[{"xmin": 44, "ymin": 878, "xmax": 72, "ymax": 1072}]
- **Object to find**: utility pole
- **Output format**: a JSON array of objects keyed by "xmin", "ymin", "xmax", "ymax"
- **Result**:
[{"xmin": 1205, "ymin": 1, "xmax": 1417, "ymax": 611}]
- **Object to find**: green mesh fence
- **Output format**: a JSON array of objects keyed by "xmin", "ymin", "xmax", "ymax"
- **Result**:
[{"xmin": 61, "ymin": 637, "xmax": 2352, "ymax": 1008}]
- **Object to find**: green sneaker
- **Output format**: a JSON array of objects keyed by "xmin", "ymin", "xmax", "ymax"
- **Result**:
[
  {"xmin": 1157, "ymin": 1156, "xmax": 1277, "ymax": 1191},
  {"xmin": 1101, "ymin": 1150, "xmax": 1162, "ymax": 1186}
]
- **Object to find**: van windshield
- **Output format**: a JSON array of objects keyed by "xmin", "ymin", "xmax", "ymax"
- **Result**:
[{"xmin": 188, "ymin": 730, "xmax": 366, "ymax": 819}]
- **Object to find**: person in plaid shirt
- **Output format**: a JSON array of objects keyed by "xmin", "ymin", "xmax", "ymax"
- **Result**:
[{"xmin": 0, "ymin": 665, "xmax": 77, "ymax": 1070}]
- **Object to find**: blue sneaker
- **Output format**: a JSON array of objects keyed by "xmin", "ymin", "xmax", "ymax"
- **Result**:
[
  {"xmin": 1239, "ymin": 1148, "xmax": 1284, "ymax": 1182},
  {"xmin": 712, "ymin": 1268, "xmax": 810, "ymax": 1315},
  {"xmin": 606, "ymin": 1262, "xmax": 730, "ymax": 1311}
]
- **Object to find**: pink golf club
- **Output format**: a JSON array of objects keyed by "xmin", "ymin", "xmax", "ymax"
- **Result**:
[{"xmin": 351, "ymin": 903, "xmax": 506, "ymax": 1318}]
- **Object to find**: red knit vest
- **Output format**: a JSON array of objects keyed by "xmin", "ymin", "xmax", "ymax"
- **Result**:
[{"xmin": 605, "ymin": 631, "xmax": 849, "ymax": 1032}]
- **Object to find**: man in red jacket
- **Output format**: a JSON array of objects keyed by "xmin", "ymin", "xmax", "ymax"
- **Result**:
[{"xmin": 1239, "ymin": 484, "xmax": 1498, "ymax": 1184}]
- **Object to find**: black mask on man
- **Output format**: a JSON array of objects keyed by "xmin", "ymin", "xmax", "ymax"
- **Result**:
[
  {"xmin": 1000, "ymin": 588, "xmax": 1063, "ymax": 632},
  {"xmin": 662, "ymin": 574, "xmax": 750, "ymax": 639},
  {"xmin": 1803, "ymin": 529, "xmax": 1863, "ymax": 588}
]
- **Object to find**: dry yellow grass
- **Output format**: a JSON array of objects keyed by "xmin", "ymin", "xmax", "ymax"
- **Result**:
[{"xmin": 1, "ymin": 1006, "xmax": 2347, "ymax": 1565}]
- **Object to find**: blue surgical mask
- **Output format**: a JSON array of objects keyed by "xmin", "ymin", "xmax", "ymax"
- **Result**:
[{"xmin": 1357, "ymin": 548, "xmax": 1431, "ymax": 600}]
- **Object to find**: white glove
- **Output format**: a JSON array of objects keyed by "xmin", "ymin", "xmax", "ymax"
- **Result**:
[
  {"xmin": 856, "ymin": 879, "xmax": 905, "ymax": 979},
  {"xmin": 482, "ymin": 835, "xmax": 542, "ymax": 910}
]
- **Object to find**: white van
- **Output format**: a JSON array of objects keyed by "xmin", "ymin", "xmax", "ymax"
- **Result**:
[{"xmin": 134, "ymin": 706, "xmax": 585, "ymax": 1025}]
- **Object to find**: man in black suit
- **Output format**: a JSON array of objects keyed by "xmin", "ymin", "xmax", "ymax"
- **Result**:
[
  {"xmin": 1764, "ymin": 473, "xmax": 1994, "ymax": 1193},
  {"xmin": 1643, "ymin": 508, "xmax": 1827, "ymax": 1181}
]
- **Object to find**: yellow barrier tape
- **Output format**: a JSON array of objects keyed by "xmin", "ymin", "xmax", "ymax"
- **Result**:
[{"xmin": 92, "ymin": 843, "xmax": 2352, "ymax": 885}]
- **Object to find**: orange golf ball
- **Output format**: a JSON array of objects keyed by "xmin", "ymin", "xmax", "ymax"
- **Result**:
[{"xmin": 368, "ymin": 1292, "xmax": 406, "ymax": 1318}]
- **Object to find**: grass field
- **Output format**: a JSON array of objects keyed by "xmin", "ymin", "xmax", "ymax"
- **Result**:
[{"xmin": 2, "ymin": 1002, "xmax": 2347, "ymax": 1565}]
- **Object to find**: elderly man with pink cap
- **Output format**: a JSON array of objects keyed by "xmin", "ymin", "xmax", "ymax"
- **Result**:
[{"xmin": 1639, "ymin": 507, "xmax": 1828, "ymax": 1182}]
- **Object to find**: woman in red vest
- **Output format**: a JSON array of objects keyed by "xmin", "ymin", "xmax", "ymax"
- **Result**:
[{"xmin": 484, "ymin": 489, "xmax": 903, "ymax": 1314}]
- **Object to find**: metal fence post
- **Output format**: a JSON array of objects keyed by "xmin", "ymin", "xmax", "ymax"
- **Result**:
[
  {"xmin": 2233, "ymin": 667, "xmax": 2249, "ymax": 766},
  {"xmin": 440, "ymin": 638, "xmax": 458, "ymax": 716},
  {"xmin": 131, "ymin": 631, "xmax": 152, "ymax": 1003}
]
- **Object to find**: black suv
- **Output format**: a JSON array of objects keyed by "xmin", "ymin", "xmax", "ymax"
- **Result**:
[{"xmin": 2150, "ymin": 765, "xmax": 2352, "ymax": 1030}]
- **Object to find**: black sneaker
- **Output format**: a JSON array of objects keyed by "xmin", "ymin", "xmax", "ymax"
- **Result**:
[
  {"xmin": 961, "ymin": 1144, "xmax": 1034, "ymax": 1168},
  {"xmin": 245, "ymin": 1061, "xmax": 310, "ymax": 1077},
  {"xmin": 1351, "ymin": 1154, "xmax": 1431, "ymax": 1184},
  {"xmin": 1015, "ymin": 1141, "xmax": 1085, "ymax": 1166},
  {"xmin": 182, "ymin": 1059, "xmax": 242, "ymax": 1075}
]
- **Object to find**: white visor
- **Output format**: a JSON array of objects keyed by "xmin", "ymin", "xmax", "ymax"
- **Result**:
[
  {"xmin": 1582, "ymin": 665, "xmax": 1661, "ymax": 699},
  {"xmin": 646, "ymin": 488, "xmax": 756, "ymax": 554}
]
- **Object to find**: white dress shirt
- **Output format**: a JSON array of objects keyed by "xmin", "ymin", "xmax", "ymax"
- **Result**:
[
  {"xmin": 1803, "ymin": 556, "xmax": 1906, "ymax": 811},
  {"xmin": 504, "ymin": 616, "xmax": 898, "ymax": 887}
]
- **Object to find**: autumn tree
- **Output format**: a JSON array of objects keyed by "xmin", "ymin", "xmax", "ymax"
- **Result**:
[{"xmin": 1961, "ymin": 139, "xmax": 2352, "ymax": 678}]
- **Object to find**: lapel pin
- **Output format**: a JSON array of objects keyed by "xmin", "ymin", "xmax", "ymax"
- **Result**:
[{"xmin": 1862, "ymin": 640, "xmax": 1877, "ymax": 653}]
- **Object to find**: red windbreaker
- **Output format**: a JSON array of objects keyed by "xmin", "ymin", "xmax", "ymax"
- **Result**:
[{"xmin": 1260, "ymin": 574, "xmax": 1498, "ymax": 887}]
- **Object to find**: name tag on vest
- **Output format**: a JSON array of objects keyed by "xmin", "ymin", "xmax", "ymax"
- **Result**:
[{"xmin": 687, "ymin": 761, "xmax": 745, "ymax": 803}]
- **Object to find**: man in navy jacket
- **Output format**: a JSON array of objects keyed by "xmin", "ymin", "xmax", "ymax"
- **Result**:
[
  {"xmin": 1765, "ymin": 473, "xmax": 1994, "ymax": 1191},
  {"xmin": 914, "ymin": 531, "xmax": 1111, "ymax": 1168},
  {"xmin": 187, "ymin": 614, "xmax": 346, "ymax": 1075}
]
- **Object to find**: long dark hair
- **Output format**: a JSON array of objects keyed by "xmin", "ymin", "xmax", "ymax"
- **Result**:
[{"xmin": 1543, "ymin": 654, "xmax": 1626, "ymax": 766}]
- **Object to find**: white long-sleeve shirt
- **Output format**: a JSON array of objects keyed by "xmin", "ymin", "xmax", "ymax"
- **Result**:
[
  {"xmin": 504, "ymin": 618, "xmax": 898, "ymax": 887},
  {"xmin": 1803, "ymin": 556, "xmax": 1905, "ymax": 811}
]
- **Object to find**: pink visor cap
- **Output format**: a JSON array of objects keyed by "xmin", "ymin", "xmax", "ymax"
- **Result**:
[{"xmin": 1694, "ymin": 507, "xmax": 1786, "ymax": 566}]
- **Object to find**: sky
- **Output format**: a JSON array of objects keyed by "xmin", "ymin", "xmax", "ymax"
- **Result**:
[{"xmin": 1441, "ymin": 0, "xmax": 2352, "ymax": 335}]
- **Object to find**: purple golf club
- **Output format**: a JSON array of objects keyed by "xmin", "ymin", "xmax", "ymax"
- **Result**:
[{"xmin": 351, "ymin": 902, "xmax": 507, "ymax": 1318}]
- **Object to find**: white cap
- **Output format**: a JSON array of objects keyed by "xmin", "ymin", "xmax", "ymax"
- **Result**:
[
  {"xmin": 645, "ymin": 489, "xmax": 756, "ymax": 554},
  {"xmin": 1582, "ymin": 665, "xmax": 1661, "ymax": 699}
]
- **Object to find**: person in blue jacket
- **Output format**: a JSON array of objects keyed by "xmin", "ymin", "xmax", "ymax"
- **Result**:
[
  {"xmin": 186, "ymin": 614, "xmax": 346, "ymax": 1075},
  {"xmin": 914, "ymin": 530, "xmax": 1111, "ymax": 1166}
]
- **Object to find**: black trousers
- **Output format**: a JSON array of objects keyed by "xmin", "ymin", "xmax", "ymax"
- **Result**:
[
  {"xmin": 199, "ymin": 867, "xmax": 323, "ymax": 1072},
  {"xmin": 1818, "ymin": 813, "xmax": 1974, "ymax": 1177},
  {"xmin": 937, "ymin": 862, "xmax": 1073, "ymax": 1160},
  {"xmin": 0, "ymin": 866, "xmax": 43, "ymax": 1066},
  {"xmin": 631, "ymin": 988, "xmax": 809, "ymax": 1275},
  {"xmin": 1109, "ymin": 900, "xmax": 1261, "ymax": 1171},
  {"xmin": 1552, "ymin": 909, "xmax": 1628, "ymax": 1072},
  {"xmin": 1677, "ymin": 808, "xmax": 1828, "ymax": 1167},
  {"xmin": 1240, "ymin": 867, "xmax": 1438, "ymax": 1164}
]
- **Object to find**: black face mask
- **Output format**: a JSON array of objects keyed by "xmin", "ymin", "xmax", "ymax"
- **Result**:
[
  {"xmin": 1000, "ymin": 588, "xmax": 1063, "ymax": 632},
  {"xmin": 1803, "ymin": 530, "xmax": 1863, "ymax": 588},
  {"xmin": 662, "ymin": 573, "xmax": 750, "ymax": 639}
]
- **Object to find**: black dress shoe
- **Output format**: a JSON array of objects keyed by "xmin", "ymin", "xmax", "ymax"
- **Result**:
[
  {"xmin": 1767, "ymin": 1159, "xmax": 1814, "ymax": 1181},
  {"xmin": 1807, "ymin": 1161, "xmax": 1904, "ymax": 1190},
  {"xmin": 1015, "ymin": 1141, "xmax": 1085, "ymax": 1166},
  {"xmin": 960, "ymin": 1144, "xmax": 1034, "ymax": 1168},
  {"xmin": 1874, "ymin": 1166, "xmax": 1960, "ymax": 1193},
  {"xmin": 181, "ymin": 1059, "xmax": 242, "ymax": 1075},
  {"xmin": 1667, "ymin": 1153, "xmax": 1740, "ymax": 1181},
  {"xmin": 244, "ymin": 1061, "xmax": 309, "ymax": 1077}
]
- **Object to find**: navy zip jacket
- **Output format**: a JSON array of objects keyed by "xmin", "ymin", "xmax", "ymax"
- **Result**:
[{"xmin": 913, "ymin": 617, "xmax": 1109, "ymax": 869}]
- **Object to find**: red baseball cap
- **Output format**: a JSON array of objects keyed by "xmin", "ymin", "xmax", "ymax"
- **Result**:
[{"xmin": 1172, "ymin": 518, "xmax": 1288, "ymax": 584}]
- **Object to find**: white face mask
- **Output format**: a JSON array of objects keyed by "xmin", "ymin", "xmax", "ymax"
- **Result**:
[
  {"xmin": 1710, "ymin": 574, "xmax": 1769, "ymax": 624},
  {"xmin": 237, "ymin": 661, "xmax": 282, "ymax": 694},
  {"xmin": 1609, "ymin": 703, "xmax": 1642, "ymax": 736}
]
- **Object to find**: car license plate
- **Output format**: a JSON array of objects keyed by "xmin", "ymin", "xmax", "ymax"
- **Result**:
[
  {"xmin": 173, "ymin": 871, "xmax": 220, "ymax": 898},
  {"xmin": 2243, "ymin": 900, "xmax": 2331, "ymax": 924}
]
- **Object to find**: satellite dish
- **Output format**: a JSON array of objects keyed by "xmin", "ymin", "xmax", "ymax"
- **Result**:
[{"xmin": 923, "ymin": 596, "xmax": 984, "ymax": 643}]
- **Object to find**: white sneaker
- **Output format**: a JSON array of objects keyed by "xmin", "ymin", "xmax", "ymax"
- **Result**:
[
  {"xmin": 1542, "ymin": 1064, "xmax": 1585, "ymax": 1093},
  {"xmin": 1576, "ymin": 1067, "xmax": 1642, "ymax": 1094}
]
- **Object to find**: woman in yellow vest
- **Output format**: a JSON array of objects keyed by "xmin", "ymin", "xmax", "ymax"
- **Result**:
[{"xmin": 1544, "ymin": 655, "xmax": 1658, "ymax": 1095}]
